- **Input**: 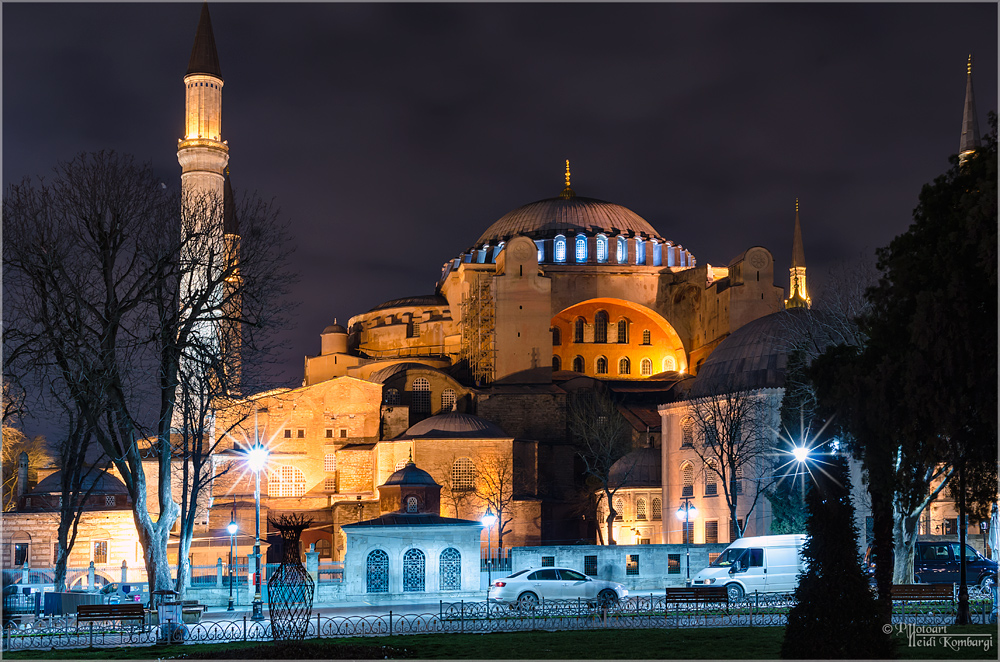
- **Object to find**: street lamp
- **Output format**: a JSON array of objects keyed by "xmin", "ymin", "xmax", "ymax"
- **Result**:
[
  {"xmin": 675, "ymin": 496, "xmax": 698, "ymax": 586},
  {"xmin": 791, "ymin": 446, "xmax": 810, "ymax": 464},
  {"xmin": 482, "ymin": 508, "xmax": 497, "ymax": 588},
  {"xmin": 246, "ymin": 439, "xmax": 269, "ymax": 621},
  {"xmin": 227, "ymin": 504, "xmax": 238, "ymax": 612}
]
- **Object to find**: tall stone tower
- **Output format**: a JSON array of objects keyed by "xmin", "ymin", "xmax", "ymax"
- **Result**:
[
  {"xmin": 784, "ymin": 199, "xmax": 810, "ymax": 310},
  {"xmin": 958, "ymin": 55, "xmax": 981, "ymax": 166}
]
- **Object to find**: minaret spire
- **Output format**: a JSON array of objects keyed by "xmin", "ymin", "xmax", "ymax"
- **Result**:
[
  {"xmin": 959, "ymin": 54, "xmax": 981, "ymax": 165},
  {"xmin": 784, "ymin": 198, "xmax": 811, "ymax": 310},
  {"xmin": 187, "ymin": 2, "xmax": 222, "ymax": 79},
  {"xmin": 559, "ymin": 159, "xmax": 575, "ymax": 199}
]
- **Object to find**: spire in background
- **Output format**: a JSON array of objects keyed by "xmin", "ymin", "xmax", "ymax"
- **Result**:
[
  {"xmin": 959, "ymin": 54, "xmax": 980, "ymax": 165},
  {"xmin": 791, "ymin": 198, "xmax": 805, "ymax": 268},
  {"xmin": 785, "ymin": 198, "xmax": 811, "ymax": 310},
  {"xmin": 187, "ymin": 2, "xmax": 222, "ymax": 79},
  {"xmin": 559, "ymin": 159, "xmax": 575, "ymax": 199}
]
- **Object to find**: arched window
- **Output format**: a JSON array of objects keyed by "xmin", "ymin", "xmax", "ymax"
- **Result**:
[
  {"xmin": 616, "ymin": 236, "xmax": 627, "ymax": 263},
  {"xmin": 268, "ymin": 465, "xmax": 306, "ymax": 497},
  {"xmin": 596, "ymin": 356, "xmax": 608, "ymax": 375},
  {"xmin": 642, "ymin": 329, "xmax": 651, "ymax": 345},
  {"xmin": 403, "ymin": 548, "xmax": 426, "ymax": 592},
  {"xmin": 572, "ymin": 356, "xmax": 585, "ymax": 373},
  {"xmin": 440, "ymin": 548, "xmax": 461, "ymax": 590},
  {"xmin": 573, "ymin": 318, "xmax": 585, "ymax": 343},
  {"xmin": 705, "ymin": 459, "xmax": 718, "ymax": 496},
  {"xmin": 640, "ymin": 358, "xmax": 653, "ymax": 376},
  {"xmin": 441, "ymin": 388, "xmax": 456, "ymax": 412},
  {"xmin": 452, "ymin": 457, "xmax": 476, "ymax": 491},
  {"xmin": 552, "ymin": 356, "xmax": 561, "ymax": 371},
  {"xmin": 384, "ymin": 388, "xmax": 400, "ymax": 405},
  {"xmin": 315, "ymin": 539, "xmax": 332, "ymax": 558},
  {"xmin": 682, "ymin": 462, "xmax": 694, "ymax": 497},
  {"xmin": 636, "ymin": 498, "xmax": 647, "ymax": 520},
  {"xmin": 552, "ymin": 327, "xmax": 561, "ymax": 346},
  {"xmin": 406, "ymin": 496, "xmax": 419, "ymax": 513},
  {"xmin": 614, "ymin": 497, "xmax": 624, "ymax": 521},
  {"xmin": 554, "ymin": 235, "xmax": 567, "ymax": 262},
  {"xmin": 575, "ymin": 234, "xmax": 587, "ymax": 262},
  {"xmin": 596, "ymin": 234, "xmax": 608, "ymax": 262},
  {"xmin": 651, "ymin": 498, "xmax": 662, "ymax": 520},
  {"xmin": 653, "ymin": 241, "xmax": 663, "ymax": 266},
  {"xmin": 681, "ymin": 418, "xmax": 694, "ymax": 447},
  {"xmin": 411, "ymin": 377, "xmax": 431, "ymax": 413},
  {"xmin": 536, "ymin": 240, "xmax": 544, "ymax": 263},
  {"xmin": 594, "ymin": 311, "xmax": 608, "ymax": 343},
  {"xmin": 617, "ymin": 319, "xmax": 628, "ymax": 344},
  {"xmin": 636, "ymin": 238, "xmax": 645, "ymax": 264},
  {"xmin": 366, "ymin": 549, "xmax": 389, "ymax": 593},
  {"xmin": 663, "ymin": 356, "xmax": 677, "ymax": 372},
  {"xmin": 618, "ymin": 357, "xmax": 630, "ymax": 375}
]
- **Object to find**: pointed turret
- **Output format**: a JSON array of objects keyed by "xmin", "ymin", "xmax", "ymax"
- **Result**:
[
  {"xmin": 784, "ymin": 199, "xmax": 811, "ymax": 310},
  {"xmin": 186, "ymin": 2, "xmax": 222, "ymax": 79},
  {"xmin": 959, "ymin": 55, "xmax": 980, "ymax": 165}
]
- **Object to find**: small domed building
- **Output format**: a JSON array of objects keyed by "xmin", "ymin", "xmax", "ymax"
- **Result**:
[{"xmin": 596, "ymin": 446, "xmax": 664, "ymax": 545}]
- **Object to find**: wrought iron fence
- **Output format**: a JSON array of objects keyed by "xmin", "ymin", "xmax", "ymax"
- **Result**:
[{"xmin": 2, "ymin": 587, "xmax": 995, "ymax": 651}]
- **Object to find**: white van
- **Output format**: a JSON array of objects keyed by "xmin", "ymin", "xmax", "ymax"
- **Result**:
[{"xmin": 692, "ymin": 534, "xmax": 806, "ymax": 601}]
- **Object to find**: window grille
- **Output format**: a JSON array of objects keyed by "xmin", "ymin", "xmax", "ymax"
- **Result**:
[
  {"xmin": 554, "ymin": 235, "xmax": 566, "ymax": 262},
  {"xmin": 681, "ymin": 419, "xmax": 694, "ymax": 447},
  {"xmin": 733, "ymin": 466, "xmax": 743, "ymax": 495},
  {"xmin": 440, "ymin": 548, "xmax": 461, "ymax": 590},
  {"xmin": 636, "ymin": 498, "xmax": 647, "ymax": 520},
  {"xmin": 584, "ymin": 555, "xmax": 597, "ymax": 576},
  {"xmin": 641, "ymin": 358, "xmax": 652, "ymax": 376},
  {"xmin": 636, "ymin": 238, "xmax": 645, "ymax": 264},
  {"xmin": 596, "ymin": 235, "xmax": 608, "ymax": 262},
  {"xmin": 574, "ymin": 318, "xmax": 585, "ymax": 343},
  {"xmin": 93, "ymin": 540, "xmax": 108, "ymax": 564},
  {"xmin": 552, "ymin": 327, "xmax": 561, "ymax": 346},
  {"xmin": 573, "ymin": 356, "xmax": 585, "ymax": 373},
  {"xmin": 682, "ymin": 463, "xmax": 694, "ymax": 497},
  {"xmin": 411, "ymin": 378, "xmax": 431, "ymax": 413},
  {"xmin": 452, "ymin": 457, "xmax": 476, "ymax": 491},
  {"xmin": 268, "ymin": 465, "xmax": 306, "ymax": 497},
  {"xmin": 617, "ymin": 319, "xmax": 628, "ymax": 344},
  {"xmin": 663, "ymin": 355, "xmax": 677, "ymax": 372},
  {"xmin": 575, "ymin": 234, "xmax": 587, "ymax": 262},
  {"xmin": 618, "ymin": 357, "xmax": 630, "ymax": 375},
  {"xmin": 385, "ymin": 388, "xmax": 400, "ymax": 405},
  {"xmin": 705, "ymin": 460, "xmax": 718, "ymax": 496},
  {"xmin": 406, "ymin": 496, "xmax": 419, "ymax": 513},
  {"xmin": 626, "ymin": 554, "xmax": 639, "ymax": 576},
  {"xmin": 668, "ymin": 554, "xmax": 680, "ymax": 574},
  {"xmin": 366, "ymin": 550, "xmax": 389, "ymax": 593},
  {"xmin": 324, "ymin": 454, "xmax": 337, "ymax": 472},
  {"xmin": 642, "ymin": 329, "xmax": 651, "ymax": 345},
  {"xmin": 705, "ymin": 520, "xmax": 719, "ymax": 544},
  {"xmin": 105, "ymin": 495, "xmax": 116, "ymax": 507},
  {"xmin": 617, "ymin": 236, "xmax": 626, "ymax": 263},
  {"xmin": 652, "ymin": 498, "xmax": 662, "ymax": 520},
  {"xmin": 324, "ymin": 477, "xmax": 336, "ymax": 492},
  {"xmin": 411, "ymin": 322, "xmax": 421, "ymax": 338},
  {"xmin": 441, "ymin": 388, "xmax": 456, "ymax": 412},
  {"xmin": 541, "ymin": 556, "xmax": 555, "ymax": 567},
  {"xmin": 596, "ymin": 357, "xmax": 608, "ymax": 375},
  {"xmin": 614, "ymin": 497, "xmax": 624, "ymax": 521},
  {"xmin": 683, "ymin": 520, "xmax": 694, "ymax": 544},
  {"xmin": 403, "ymin": 548, "xmax": 426, "ymax": 592},
  {"xmin": 14, "ymin": 543, "xmax": 29, "ymax": 566},
  {"xmin": 594, "ymin": 311, "xmax": 608, "ymax": 343},
  {"xmin": 552, "ymin": 356, "xmax": 561, "ymax": 371}
]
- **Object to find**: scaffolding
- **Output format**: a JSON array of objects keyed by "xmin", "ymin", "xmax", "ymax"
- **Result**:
[{"xmin": 460, "ymin": 271, "xmax": 496, "ymax": 386}]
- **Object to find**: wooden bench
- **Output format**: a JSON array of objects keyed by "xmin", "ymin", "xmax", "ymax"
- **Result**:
[
  {"xmin": 665, "ymin": 586, "xmax": 730, "ymax": 615},
  {"xmin": 76, "ymin": 603, "xmax": 146, "ymax": 627},
  {"xmin": 891, "ymin": 584, "xmax": 954, "ymax": 602},
  {"xmin": 181, "ymin": 599, "xmax": 206, "ymax": 624}
]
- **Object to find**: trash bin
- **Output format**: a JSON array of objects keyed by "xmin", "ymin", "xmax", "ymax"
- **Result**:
[{"xmin": 157, "ymin": 601, "xmax": 186, "ymax": 644}]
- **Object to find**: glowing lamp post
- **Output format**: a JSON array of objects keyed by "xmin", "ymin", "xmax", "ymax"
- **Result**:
[
  {"xmin": 675, "ymin": 497, "xmax": 698, "ymax": 585},
  {"xmin": 792, "ymin": 446, "xmax": 810, "ymax": 464},
  {"xmin": 482, "ymin": 508, "xmax": 498, "ymax": 588},
  {"xmin": 227, "ymin": 514, "xmax": 238, "ymax": 611},
  {"xmin": 247, "ymin": 442, "xmax": 269, "ymax": 621}
]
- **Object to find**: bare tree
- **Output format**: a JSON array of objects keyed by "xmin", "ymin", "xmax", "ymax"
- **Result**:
[
  {"xmin": 474, "ymin": 453, "xmax": 516, "ymax": 549},
  {"xmin": 686, "ymin": 386, "xmax": 776, "ymax": 539},
  {"xmin": 1, "ymin": 424, "xmax": 49, "ymax": 511},
  {"xmin": 3, "ymin": 151, "xmax": 295, "ymax": 593},
  {"xmin": 568, "ymin": 390, "xmax": 638, "ymax": 545}
]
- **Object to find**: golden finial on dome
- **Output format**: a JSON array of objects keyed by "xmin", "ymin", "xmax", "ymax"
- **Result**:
[
  {"xmin": 967, "ymin": 54, "xmax": 972, "ymax": 75},
  {"xmin": 560, "ymin": 159, "xmax": 576, "ymax": 199},
  {"xmin": 795, "ymin": 198, "xmax": 799, "ymax": 213}
]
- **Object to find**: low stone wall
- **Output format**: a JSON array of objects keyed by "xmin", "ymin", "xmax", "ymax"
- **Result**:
[{"xmin": 511, "ymin": 543, "xmax": 730, "ymax": 590}]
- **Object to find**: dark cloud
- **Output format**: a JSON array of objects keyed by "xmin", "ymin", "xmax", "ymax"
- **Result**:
[{"xmin": 4, "ymin": 2, "xmax": 997, "ymax": 441}]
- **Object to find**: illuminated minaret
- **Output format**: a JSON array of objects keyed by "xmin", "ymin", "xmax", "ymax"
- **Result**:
[
  {"xmin": 784, "ymin": 199, "xmax": 810, "ymax": 310},
  {"xmin": 958, "ymin": 55, "xmax": 981, "ymax": 166}
]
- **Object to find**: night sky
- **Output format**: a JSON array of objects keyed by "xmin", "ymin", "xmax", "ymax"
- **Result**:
[{"xmin": 4, "ymin": 3, "xmax": 997, "ymax": 440}]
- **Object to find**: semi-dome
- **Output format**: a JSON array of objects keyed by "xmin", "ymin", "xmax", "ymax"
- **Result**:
[
  {"xmin": 382, "ymin": 460, "xmax": 438, "ymax": 486},
  {"xmin": 367, "ymin": 294, "xmax": 448, "ymax": 313},
  {"xmin": 473, "ymin": 196, "xmax": 665, "ymax": 249},
  {"xmin": 396, "ymin": 411, "xmax": 508, "ymax": 440},
  {"xmin": 368, "ymin": 362, "xmax": 450, "ymax": 384},
  {"xmin": 322, "ymin": 323, "xmax": 347, "ymax": 335},
  {"xmin": 609, "ymin": 447, "xmax": 661, "ymax": 488},
  {"xmin": 30, "ymin": 470, "xmax": 128, "ymax": 496}
]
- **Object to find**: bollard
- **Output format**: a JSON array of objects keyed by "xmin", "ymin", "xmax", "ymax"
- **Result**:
[
  {"xmin": 243, "ymin": 614, "xmax": 247, "ymax": 641},
  {"xmin": 389, "ymin": 610, "xmax": 393, "ymax": 636},
  {"xmin": 460, "ymin": 600, "xmax": 464, "ymax": 633},
  {"xmin": 317, "ymin": 612, "xmax": 321, "ymax": 638},
  {"xmin": 89, "ymin": 621, "xmax": 94, "ymax": 648}
]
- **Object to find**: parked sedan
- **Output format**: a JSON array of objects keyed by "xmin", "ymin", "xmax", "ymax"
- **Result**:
[{"xmin": 488, "ymin": 567, "xmax": 628, "ymax": 608}]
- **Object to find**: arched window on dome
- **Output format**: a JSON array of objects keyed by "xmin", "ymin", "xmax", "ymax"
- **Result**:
[
  {"xmin": 617, "ymin": 236, "xmax": 627, "ymax": 263},
  {"xmin": 594, "ymin": 311, "xmax": 608, "ymax": 343},
  {"xmin": 554, "ymin": 235, "xmax": 567, "ymax": 263},
  {"xmin": 535, "ymin": 240, "xmax": 544, "ymax": 263},
  {"xmin": 412, "ymin": 378, "xmax": 431, "ymax": 413},
  {"xmin": 617, "ymin": 319, "xmax": 628, "ymax": 344},
  {"xmin": 477, "ymin": 245, "xmax": 489, "ymax": 263},
  {"xmin": 614, "ymin": 497, "xmax": 624, "ymax": 521},
  {"xmin": 636, "ymin": 498, "xmax": 647, "ymax": 521},
  {"xmin": 596, "ymin": 356, "xmax": 608, "ymax": 375},
  {"xmin": 441, "ymin": 388, "xmax": 456, "ymax": 412},
  {"xmin": 406, "ymin": 496, "xmax": 419, "ymax": 513},
  {"xmin": 452, "ymin": 457, "xmax": 476, "ymax": 491},
  {"xmin": 575, "ymin": 234, "xmax": 587, "ymax": 263},
  {"xmin": 640, "ymin": 358, "xmax": 653, "ymax": 376},
  {"xmin": 636, "ymin": 238, "xmax": 646, "ymax": 265},
  {"xmin": 596, "ymin": 234, "xmax": 608, "ymax": 263},
  {"xmin": 574, "ymin": 317, "xmax": 585, "ymax": 343},
  {"xmin": 552, "ymin": 355, "xmax": 561, "ymax": 371},
  {"xmin": 663, "ymin": 356, "xmax": 677, "ymax": 372},
  {"xmin": 384, "ymin": 388, "xmax": 400, "ymax": 405},
  {"xmin": 653, "ymin": 241, "xmax": 663, "ymax": 266},
  {"xmin": 618, "ymin": 357, "xmax": 630, "ymax": 375},
  {"xmin": 572, "ymin": 356, "xmax": 585, "ymax": 373},
  {"xmin": 552, "ymin": 327, "xmax": 561, "ymax": 346}
]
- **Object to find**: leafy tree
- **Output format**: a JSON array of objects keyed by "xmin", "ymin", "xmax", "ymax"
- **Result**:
[{"xmin": 781, "ymin": 454, "xmax": 893, "ymax": 659}]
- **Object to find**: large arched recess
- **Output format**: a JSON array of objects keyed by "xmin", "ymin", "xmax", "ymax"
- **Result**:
[{"xmin": 550, "ymin": 298, "xmax": 688, "ymax": 379}]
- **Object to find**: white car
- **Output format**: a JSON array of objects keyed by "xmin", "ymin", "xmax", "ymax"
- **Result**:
[{"xmin": 488, "ymin": 567, "xmax": 628, "ymax": 608}]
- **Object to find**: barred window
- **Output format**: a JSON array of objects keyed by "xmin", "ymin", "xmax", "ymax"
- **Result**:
[
  {"xmin": 616, "ymin": 236, "xmax": 627, "ymax": 263},
  {"xmin": 324, "ymin": 454, "xmax": 337, "ymax": 472},
  {"xmin": 385, "ymin": 388, "xmax": 400, "ymax": 405},
  {"xmin": 541, "ymin": 556, "xmax": 555, "ymax": 567},
  {"xmin": 636, "ymin": 498, "xmax": 647, "ymax": 520},
  {"xmin": 440, "ymin": 548, "xmax": 461, "ymax": 590},
  {"xmin": 105, "ymin": 495, "xmax": 116, "ymax": 507},
  {"xmin": 452, "ymin": 457, "xmax": 476, "ymax": 491},
  {"xmin": 705, "ymin": 459, "xmax": 718, "ymax": 496},
  {"xmin": 395, "ymin": 461, "xmax": 407, "ymax": 471},
  {"xmin": 682, "ymin": 462, "xmax": 694, "ymax": 497},
  {"xmin": 552, "ymin": 356, "xmax": 561, "ymax": 371},
  {"xmin": 705, "ymin": 520, "xmax": 719, "ymax": 544},
  {"xmin": 614, "ymin": 497, "xmax": 624, "ymax": 521},
  {"xmin": 403, "ymin": 548, "xmax": 426, "ymax": 592},
  {"xmin": 441, "ymin": 388, "xmax": 456, "ymax": 412},
  {"xmin": 93, "ymin": 540, "xmax": 108, "ymax": 564},
  {"xmin": 326, "ymin": 428, "xmax": 334, "ymax": 438},
  {"xmin": 617, "ymin": 319, "xmax": 628, "ymax": 344},
  {"xmin": 584, "ymin": 555, "xmax": 597, "ymax": 576},
  {"xmin": 554, "ymin": 235, "xmax": 567, "ymax": 263},
  {"xmin": 575, "ymin": 234, "xmax": 587, "ymax": 262},
  {"xmin": 268, "ymin": 465, "xmax": 306, "ymax": 497},
  {"xmin": 642, "ymin": 329, "xmax": 651, "ymax": 345},
  {"xmin": 366, "ymin": 549, "xmax": 389, "ymax": 593},
  {"xmin": 596, "ymin": 357, "xmax": 608, "ymax": 375},
  {"xmin": 663, "ymin": 355, "xmax": 677, "ymax": 372},
  {"xmin": 594, "ymin": 311, "xmax": 609, "ymax": 343},
  {"xmin": 552, "ymin": 327, "xmax": 561, "ymax": 346},
  {"xmin": 618, "ymin": 357, "xmax": 630, "ymax": 375},
  {"xmin": 640, "ymin": 358, "xmax": 652, "ymax": 376},
  {"xmin": 297, "ymin": 429, "xmax": 305, "ymax": 439},
  {"xmin": 574, "ymin": 318, "xmax": 585, "ymax": 343},
  {"xmin": 652, "ymin": 498, "xmax": 662, "ymax": 520},
  {"xmin": 668, "ymin": 554, "xmax": 680, "ymax": 574},
  {"xmin": 324, "ymin": 477, "xmax": 336, "ymax": 492},
  {"xmin": 411, "ymin": 378, "xmax": 431, "ymax": 413},
  {"xmin": 572, "ymin": 356, "xmax": 585, "ymax": 373},
  {"xmin": 626, "ymin": 554, "xmax": 639, "ymax": 576},
  {"xmin": 733, "ymin": 466, "xmax": 744, "ymax": 495},
  {"xmin": 284, "ymin": 429, "xmax": 292, "ymax": 438},
  {"xmin": 406, "ymin": 496, "xmax": 419, "ymax": 513},
  {"xmin": 681, "ymin": 418, "xmax": 694, "ymax": 447}
]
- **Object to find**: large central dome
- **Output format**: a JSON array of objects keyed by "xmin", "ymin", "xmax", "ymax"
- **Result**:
[{"xmin": 473, "ymin": 196, "xmax": 664, "ymax": 249}]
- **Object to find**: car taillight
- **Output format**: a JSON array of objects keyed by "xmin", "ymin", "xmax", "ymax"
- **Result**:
[{"xmin": 494, "ymin": 581, "xmax": 506, "ymax": 587}]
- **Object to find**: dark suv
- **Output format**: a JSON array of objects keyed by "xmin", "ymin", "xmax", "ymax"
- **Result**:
[{"xmin": 866, "ymin": 541, "xmax": 997, "ymax": 589}]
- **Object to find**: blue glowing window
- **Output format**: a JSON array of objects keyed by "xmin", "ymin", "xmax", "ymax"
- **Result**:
[
  {"xmin": 575, "ymin": 235, "xmax": 587, "ymax": 262},
  {"xmin": 554, "ymin": 235, "xmax": 566, "ymax": 262},
  {"xmin": 653, "ymin": 242, "xmax": 662, "ymax": 266},
  {"xmin": 596, "ymin": 235, "xmax": 608, "ymax": 263},
  {"xmin": 617, "ymin": 237, "xmax": 626, "ymax": 263}
]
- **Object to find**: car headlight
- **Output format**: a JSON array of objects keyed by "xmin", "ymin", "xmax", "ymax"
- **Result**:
[{"xmin": 704, "ymin": 578, "xmax": 716, "ymax": 584}]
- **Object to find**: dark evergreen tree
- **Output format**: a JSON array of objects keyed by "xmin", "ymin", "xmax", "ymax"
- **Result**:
[{"xmin": 781, "ymin": 455, "xmax": 894, "ymax": 659}]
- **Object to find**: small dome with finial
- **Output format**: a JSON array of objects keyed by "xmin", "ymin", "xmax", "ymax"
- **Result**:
[{"xmin": 559, "ymin": 159, "xmax": 575, "ymax": 199}]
